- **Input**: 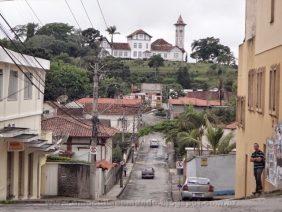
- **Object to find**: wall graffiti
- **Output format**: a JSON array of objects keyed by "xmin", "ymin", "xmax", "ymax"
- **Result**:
[{"xmin": 266, "ymin": 123, "xmax": 282, "ymax": 188}]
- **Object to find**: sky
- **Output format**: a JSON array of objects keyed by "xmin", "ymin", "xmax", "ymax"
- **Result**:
[{"xmin": 0, "ymin": 0, "xmax": 245, "ymax": 60}]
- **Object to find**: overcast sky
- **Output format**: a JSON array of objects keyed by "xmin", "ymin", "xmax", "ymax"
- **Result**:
[{"xmin": 0, "ymin": 0, "xmax": 245, "ymax": 60}]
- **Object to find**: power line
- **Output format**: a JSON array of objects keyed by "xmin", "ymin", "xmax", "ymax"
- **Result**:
[
  {"xmin": 24, "ymin": 0, "xmax": 43, "ymax": 25},
  {"xmin": 64, "ymin": 0, "xmax": 82, "ymax": 29},
  {"xmin": 96, "ymin": 0, "xmax": 108, "ymax": 28},
  {"xmin": 0, "ymin": 22, "xmax": 45, "ymax": 87},
  {"xmin": 80, "ymin": 0, "xmax": 94, "ymax": 28},
  {"xmin": 0, "ymin": 12, "xmax": 48, "ymax": 76}
]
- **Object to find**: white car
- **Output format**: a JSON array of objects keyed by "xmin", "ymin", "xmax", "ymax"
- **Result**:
[
  {"xmin": 150, "ymin": 139, "xmax": 159, "ymax": 148},
  {"xmin": 181, "ymin": 177, "xmax": 214, "ymax": 201}
]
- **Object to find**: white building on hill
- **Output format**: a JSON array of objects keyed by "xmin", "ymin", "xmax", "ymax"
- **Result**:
[{"xmin": 100, "ymin": 16, "xmax": 187, "ymax": 62}]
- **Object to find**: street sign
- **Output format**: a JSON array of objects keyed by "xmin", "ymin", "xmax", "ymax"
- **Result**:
[
  {"xmin": 201, "ymin": 158, "xmax": 208, "ymax": 166},
  {"xmin": 8, "ymin": 141, "xmax": 24, "ymax": 152},
  {"xmin": 176, "ymin": 161, "xmax": 184, "ymax": 169},
  {"xmin": 89, "ymin": 146, "xmax": 97, "ymax": 155}
]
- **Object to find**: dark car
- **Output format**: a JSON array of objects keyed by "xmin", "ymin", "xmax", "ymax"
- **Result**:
[{"xmin": 141, "ymin": 168, "xmax": 155, "ymax": 179}]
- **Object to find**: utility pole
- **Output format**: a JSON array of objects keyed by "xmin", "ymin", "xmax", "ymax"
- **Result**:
[{"xmin": 90, "ymin": 63, "xmax": 99, "ymax": 200}]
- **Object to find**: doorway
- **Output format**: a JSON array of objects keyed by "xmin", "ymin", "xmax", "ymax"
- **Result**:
[
  {"xmin": 18, "ymin": 151, "xmax": 24, "ymax": 198},
  {"xmin": 7, "ymin": 152, "xmax": 14, "ymax": 199},
  {"xmin": 28, "ymin": 153, "xmax": 33, "ymax": 197}
]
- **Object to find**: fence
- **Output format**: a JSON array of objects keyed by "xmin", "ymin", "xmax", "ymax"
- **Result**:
[{"xmin": 104, "ymin": 165, "xmax": 121, "ymax": 194}]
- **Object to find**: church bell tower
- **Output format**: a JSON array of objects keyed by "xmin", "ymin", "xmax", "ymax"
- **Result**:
[{"xmin": 175, "ymin": 15, "xmax": 186, "ymax": 49}]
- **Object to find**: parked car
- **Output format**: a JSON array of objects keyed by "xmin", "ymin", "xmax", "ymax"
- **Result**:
[
  {"xmin": 150, "ymin": 139, "xmax": 159, "ymax": 148},
  {"xmin": 180, "ymin": 177, "xmax": 214, "ymax": 201},
  {"xmin": 141, "ymin": 168, "xmax": 155, "ymax": 179}
]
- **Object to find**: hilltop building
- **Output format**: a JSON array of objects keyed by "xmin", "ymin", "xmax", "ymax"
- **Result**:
[{"xmin": 100, "ymin": 16, "xmax": 187, "ymax": 61}]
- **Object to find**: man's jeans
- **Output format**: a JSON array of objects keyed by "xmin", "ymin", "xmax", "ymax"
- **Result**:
[{"xmin": 254, "ymin": 168, "xmax": 264, "ymax": 192}]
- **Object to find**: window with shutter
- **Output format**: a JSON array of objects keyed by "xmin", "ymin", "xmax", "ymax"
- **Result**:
[
  {"xmin": 256, "ymin": 67, "xmax": 266, "ymax": 114},
  {"xmin": 269, "ymin": 64, "xmax": 280, "ymax": 117},
  {"xmin": 8, "ymin": 70, "xmax": 18, "ymax": 101}
]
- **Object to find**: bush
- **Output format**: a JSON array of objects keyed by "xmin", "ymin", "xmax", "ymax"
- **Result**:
[{"xmin": 112, "ymin": 145, "xmax": 123, "ymax": 162}]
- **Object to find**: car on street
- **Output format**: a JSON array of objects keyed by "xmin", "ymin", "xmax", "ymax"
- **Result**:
[
  {"xmin": 150, "ymin": 139, "xmax": 159, "ymax": 148},
  {"xmin": 141, "ymin": 168, "xmax": 155, "ymax": 179},
  {"xmin": 180, "ymin": 177, "xmax": 214, "ymax": 201}
]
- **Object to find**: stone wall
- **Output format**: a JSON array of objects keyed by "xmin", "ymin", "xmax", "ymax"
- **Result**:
[{"xmin": 58, "ymin": 164, "xmax": 90, "ymax": 199}]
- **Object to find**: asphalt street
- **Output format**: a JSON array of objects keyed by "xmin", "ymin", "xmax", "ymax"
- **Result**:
[{"xmin": 119, "ymin": 133, "xmax": 170, "ymax": 201}]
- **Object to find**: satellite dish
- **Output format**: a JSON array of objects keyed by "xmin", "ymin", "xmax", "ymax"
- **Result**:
[{"xmin": 56, "ymin": 95, "xmax": 68, "ymax": 104}]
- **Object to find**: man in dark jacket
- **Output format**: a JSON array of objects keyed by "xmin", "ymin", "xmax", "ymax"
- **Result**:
[{"xmin": 250, "ymin": 143, "xmax": 265, "ymax": 194}]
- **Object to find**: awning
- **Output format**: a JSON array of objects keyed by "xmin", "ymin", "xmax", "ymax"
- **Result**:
[{"xmin": 96, "ymin": 160, "xmax": 117, "ymax": 170}]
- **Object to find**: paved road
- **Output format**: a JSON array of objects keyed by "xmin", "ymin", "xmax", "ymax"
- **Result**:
[
  {"xmin": 1, "ymin": 196, "xmax": 282, "ymax": 212},
  {"xmin": 119, "ymin": 133, "xmax": 170, "ymax": 201}
]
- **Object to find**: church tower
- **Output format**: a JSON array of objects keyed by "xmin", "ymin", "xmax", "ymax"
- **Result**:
[{"xmin": 175, "ymin": 15, "xmax": 186, "ymax": 49}]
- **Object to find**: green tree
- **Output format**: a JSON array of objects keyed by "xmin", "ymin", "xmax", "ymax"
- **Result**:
[
  {"xmin": 36, "ymin": 23, "xmax": 74, "ymax": 41},
  {"xmin": 12, "ymin": 23, "xmax": 39, "ymax": 41},
  {"xmin": 205, "ymin": 119, "xmax": 235, "ymax": 154},
  {"xmin": 191, "ymin": 37, "xmax": 235, "ymax": 65},
  {"xmin": 176, "ymin": 66, "xmax": 191, "ymax": 89},
  {"xmin": 45, "ymin": 61, "xmax": 91, "ymax": 100},
  {"xmin": 106, "ymin": 25, "xmax": 120, "ymax": 44},
  {"xmin": 148, "ymin": 55, "xmax": 164, "ymax": 81}
]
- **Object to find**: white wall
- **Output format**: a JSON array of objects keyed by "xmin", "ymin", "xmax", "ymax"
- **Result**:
[
  {"xmin": 187, "ymin": 154, "xmax": 236, "ymax": 193},
  {"xmin": 0, "ymin": 62, "xmax": 46, "ymax": 133},
  {"xmin": 112, "ymin": 50, "xmax": 131, "ymax": 58},
  {"xmin": 128, "ymin": 34, "xmax": 151, "ymax": 59},
  {"xmin": 61, "ymin": 137, "xmax": 112, "ymax": 163}
]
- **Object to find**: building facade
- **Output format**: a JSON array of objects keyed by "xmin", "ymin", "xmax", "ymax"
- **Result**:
[
  {"xmin": 101, "ymin": 16, "xmax": 187, "ymax": 61},
  {"xmin": 0, "ymin": 48, "xmax": 56, "ymax": 200},
  {"xmin": 235, "ymin": 0, "xmax": 282, "ymax": 198}
]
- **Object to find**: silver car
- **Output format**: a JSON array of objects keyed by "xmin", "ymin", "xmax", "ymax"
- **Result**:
[{"xmin": 181, "ymin": 177, "xmax": 214, "ymax": 200}]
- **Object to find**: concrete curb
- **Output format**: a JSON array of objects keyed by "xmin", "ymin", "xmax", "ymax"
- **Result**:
[{"xmin": 116, "ymin": 162, "xmax": 135, "ymax": 199}]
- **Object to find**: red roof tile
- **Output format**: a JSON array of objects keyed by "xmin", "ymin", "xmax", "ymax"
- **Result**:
[
  {"xmin": 76, "ymin": 98, "xmax": 142, "ymax": 106},
  {"xmin": 151, "ymin": 39, "xmax": 173, "ymax": 52},
  {"xmin": 127, "ymin": 29, "xmax": 152, "ymax": 38},
  {"xmin": 111, "ymin": 42, "xmax": 131, "ymax": 50},
  {"xmin": 41, "ymin": 116, "xmax": 118, "ymax": 138},
  {"xmin": 168, "ymin": 97, "xmax": 222, "ymax": 107},
  {"xmin": 84, "ymin": 103, "xmax": 140, "ymax": 116}
]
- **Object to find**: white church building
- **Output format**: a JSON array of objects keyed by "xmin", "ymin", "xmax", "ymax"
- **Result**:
[{"xmin": 100, "ymin": 16, "xmax": 187, "ymax": 62}]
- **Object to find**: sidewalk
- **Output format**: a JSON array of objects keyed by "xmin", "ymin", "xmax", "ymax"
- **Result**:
[{"xmin": 100, "ymin": 162, "xmax": 134, "ymax": 201}]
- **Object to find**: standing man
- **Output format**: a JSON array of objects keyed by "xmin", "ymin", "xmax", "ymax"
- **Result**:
[{"xmin": 250, "ymin": 143, "xmax": 265, "ymax": 194}]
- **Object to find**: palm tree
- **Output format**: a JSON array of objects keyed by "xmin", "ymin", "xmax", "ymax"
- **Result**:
[
  {"xmin": 205, "ymin": 119, "xmax": 235, "ymax": 154},
  {"xmin": 177, "ymin": 106, "xmax": 205, "ymax": 131},
  {"xmin": 177, "ymin": 128, "xmax": 204, "ymax": 155},
  {"xmin": 106, "ymin": 25, "xmax": 120, "ymax": 44}
]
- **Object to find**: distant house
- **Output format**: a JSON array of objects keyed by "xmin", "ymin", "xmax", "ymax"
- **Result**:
[
  {"xmin": 100, "ymin": 16, "xmax": 187, "ymax": 61},
  {"xmin": 186, "ymin": 90, "xmax": 233, "ymax": 102},
  {"xmin": 75, "ymin": 98, "xmax": 142, "ymax": 133},
  {"xmin": 41, "ymin": 116, "xmax": 118, "ymax": 163},
  {"xmin": 168, "ymin": 97, "xmax": 222, "ymax": 119},
  {"xmin": 140, "ymin": 83, "xmax": 163, "ymax": 108}
]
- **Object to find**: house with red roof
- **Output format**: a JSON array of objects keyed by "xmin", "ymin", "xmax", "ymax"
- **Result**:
[
  {"xmin": 100, "ymin": 16, "xmax": 187, "ymax": 61},
  {"xmin": 67, "ymin": 98, "xmax": 142, "ymax": 134},
  {"xmin": 168, "ymin": 97, "xmax": 223, "ymax": 119}
]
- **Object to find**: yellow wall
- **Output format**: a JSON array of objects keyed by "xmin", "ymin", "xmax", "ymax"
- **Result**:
[
  {"xmin": 0, "ymin": 140, "xmax": 44, "ymax": 200},
  {"xmin": 236, "ymin": 43, "xmax": 282, "ymax": 198},
  {"xmin": 236, "ymin": 0, "xmax": 282, "ymax": 198}
]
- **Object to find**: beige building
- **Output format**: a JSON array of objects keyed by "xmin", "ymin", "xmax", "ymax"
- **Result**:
[
  {"xmin": 0, "ymin": 48, "xmax": 56, "ymax": 200},
  {"xmin": 236, "ymin": 0, "xmax": 282, "ymax": 198}
]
